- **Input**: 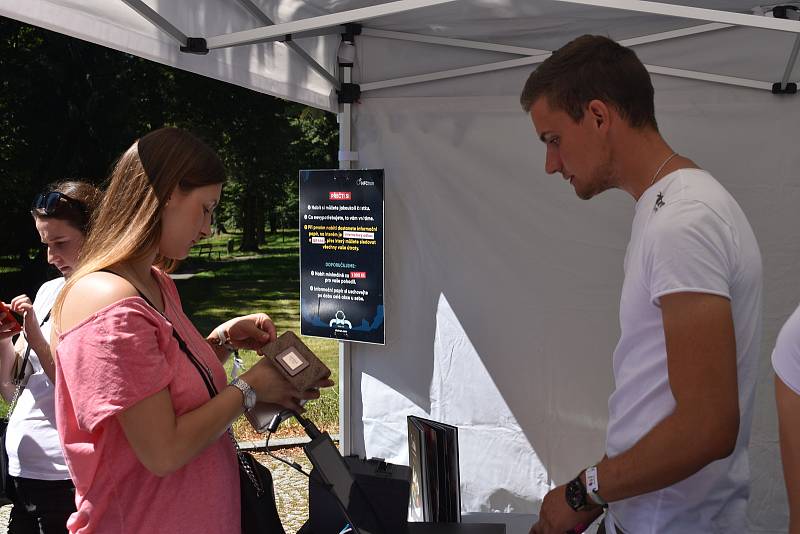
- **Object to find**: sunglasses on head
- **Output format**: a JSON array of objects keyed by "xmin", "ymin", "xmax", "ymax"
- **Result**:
[{"xmin": 31, "ymin": 191, "xmax": 81, "ymax": 215}]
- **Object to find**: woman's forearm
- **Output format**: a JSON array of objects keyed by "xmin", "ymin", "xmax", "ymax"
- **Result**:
[
  {"xmin": 117, "ymin": 385, "xmax": 245, "ymax": 477},
  {"xmin": 0, "ymin": 338, "xmax": 19, "ymax": 401}
]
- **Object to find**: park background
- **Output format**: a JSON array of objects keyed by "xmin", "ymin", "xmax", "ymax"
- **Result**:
[{"xmin": 0, "ymin": 16, "xmax": 339, "ymax": 529}]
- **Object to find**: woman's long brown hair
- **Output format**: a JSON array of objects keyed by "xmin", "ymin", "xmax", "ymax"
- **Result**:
[{"xmin": 52, "ymin": 128, "xmax": 225, "ymax": 332}]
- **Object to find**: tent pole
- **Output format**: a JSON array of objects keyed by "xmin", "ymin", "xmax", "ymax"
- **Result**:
[
  {"xmin": 360, "ymin": 53, "xmax": 772, "ymax": 93},
  {"xmin": 361, "ymin": 22, "xmax": 730, "ymax": 55},
  {"xmin": 550, "ymin": 0, "xmax": 800, "ymax": 34},
  {"xmin": 337, "ymin": 33, "xmax": 356, "ymax": 456},
  {"xmin": 119, "ymin": 0, "xmax": 188, "ymax": 46},
  {"xmin": 205, "ymin": 0, "xmax": 457, "ymax": 50},
  {"xmin": 233, "ymin": 0, "xmax": 340, "ymax": 89},
  {"xmin": 779, "ymin": 34, "xmax": 800, "ymax": 91}
]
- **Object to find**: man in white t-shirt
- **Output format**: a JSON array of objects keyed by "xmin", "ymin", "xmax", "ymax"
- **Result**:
[{"xmin": 520, "ymin": 35, "xmax": 762, "ymax": 534}]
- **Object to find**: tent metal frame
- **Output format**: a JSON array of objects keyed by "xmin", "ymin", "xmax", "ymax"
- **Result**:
[
  {"xmin": 357, "ymin": 23, "xmax": 774, "ymax": 92},
  {"xmin": 204, "ymin": 0, "xmax": 457, "ymax": 49},
  {"xmin": 119, "ymin": 0, "xmax": 189, "ymax": 46},
  {"xmin": 234, "ymin": 0, "xmax": 340, "ymax": 88},
  {"xmin": 121, "ymin": 0, "xmax": 794, "ymax": 94}
]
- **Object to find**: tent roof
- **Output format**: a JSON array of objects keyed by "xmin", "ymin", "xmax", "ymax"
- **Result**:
[{"xmin": 3, "ymin": 0, "xmax": 800, "ymax": 112}]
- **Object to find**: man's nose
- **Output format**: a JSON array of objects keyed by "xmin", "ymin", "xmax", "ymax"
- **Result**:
[
  {"xmin": 545, "ymin": 146, "xmax": 562, "ymax": 175},
  {"xmin": 47, "ymin": 247, "xmax": 58, "ymax": 265}
]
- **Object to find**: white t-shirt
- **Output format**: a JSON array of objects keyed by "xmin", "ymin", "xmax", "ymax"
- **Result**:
[
  {"xmin": 772, "ymin": 306, "xmax": 800, "ymax": 394},
  {"xmin": 6, "ymin": 277, "xmax": 71, "ymax": 480},
  {"xmin": 605, "ymin": 169, "xmax": 762, "ymax": 534}
]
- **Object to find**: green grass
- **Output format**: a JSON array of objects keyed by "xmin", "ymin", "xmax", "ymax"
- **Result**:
[
  {"xmin": 176, "ymin": 230, "xmax": 339, "ymax": 440},
  {"xmin": 0, "ymin": 256, "xmax": 22, "ymax": 274}
]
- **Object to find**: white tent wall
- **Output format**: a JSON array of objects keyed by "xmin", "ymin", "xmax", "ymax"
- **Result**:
[{"xmin": 349, "ymin": 54, "xmax": 800, "ymax": 532}]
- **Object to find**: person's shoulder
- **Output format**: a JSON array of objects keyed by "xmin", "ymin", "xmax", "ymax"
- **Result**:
[
  {"xmin": 60, "ymin": 272, "xmax": 142, "ymax": 333},
  {"xmin": 650, "ymin": 170, "xmax": 732, "ymax": 224},
  {"xmin": 777, "ymin": 305, "xmax": 800, "ymax": 351},
  {"xmin": 666, "ymin": 169, "xmax": 739, "ymax": 209},
  {"xmin": 773, "ymin": 304, "xmax": 800, "ymax": 391}
]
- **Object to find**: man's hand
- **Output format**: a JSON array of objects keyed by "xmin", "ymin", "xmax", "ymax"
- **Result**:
[{"xmin": 529, "ymin": 485, "xmax": 602, "ymax": 534}]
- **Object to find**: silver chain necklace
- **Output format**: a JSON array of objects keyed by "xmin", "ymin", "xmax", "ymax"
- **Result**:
[{"xmin": 649, "ymin": 152, "xmax": 678, "ymax": 187}]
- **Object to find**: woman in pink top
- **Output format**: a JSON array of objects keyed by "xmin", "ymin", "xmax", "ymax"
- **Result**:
[{"xmin": 50, "ymin": 128, "xmax": 333, "ymax": 533}]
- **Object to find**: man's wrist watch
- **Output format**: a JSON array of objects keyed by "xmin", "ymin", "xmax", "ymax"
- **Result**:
[
  {"xmin": 585, "ymin": 465, "xmax": 608, "ymax": 508},
  {"xmin": 565, "ymin": 474, "xmax": 591, "ymax": 512},
  {"xmin": 229, "ymin": 377, "xmax": 256, "ymax": 411},
  {"xmin": 215, "ymin": 325, "xmax": 237, "ymax": 353}
]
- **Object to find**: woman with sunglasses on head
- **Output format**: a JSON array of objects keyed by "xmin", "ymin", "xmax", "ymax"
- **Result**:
[
  {"xmin": 0, "ymin": 182, "xmax": 102, "ymax": 534},
  {"xmin": 49, "ymin": 127, "xmax": 333, "ymax": 534}
]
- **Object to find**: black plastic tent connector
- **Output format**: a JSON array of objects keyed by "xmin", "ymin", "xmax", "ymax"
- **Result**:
[
  {"xmin": 342, "ymin": 23, "xmax": 362, "ymax": 43},
  {"xmin": 772, "ymin": 82, "xmax": 798, "ymax": 94},
  {"xmin": 772, "ymin": 5, "xmax": 799, "ymax": 19},
  {"xmin": 338, "ymin": 83, "xmax": 361, "ymax": 104},
  {"xmin": 180, "ymin": 38, "xmax": 209, "ymax": 55}
]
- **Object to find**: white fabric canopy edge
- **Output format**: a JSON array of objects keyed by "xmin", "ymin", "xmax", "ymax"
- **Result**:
[{"xmin": 0, "ymin": 0, "xmax": 338, "ymax": 112}]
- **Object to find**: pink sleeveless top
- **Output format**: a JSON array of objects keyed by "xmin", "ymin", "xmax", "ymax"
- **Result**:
[{"xmin": 55, "ymin": 268, "xmax": 239, "ymax": 533}]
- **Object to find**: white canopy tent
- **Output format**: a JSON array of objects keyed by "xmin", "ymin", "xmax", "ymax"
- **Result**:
[{"xmin": 2, "ymin": 1, "xmax": 800, "ymax": 532}]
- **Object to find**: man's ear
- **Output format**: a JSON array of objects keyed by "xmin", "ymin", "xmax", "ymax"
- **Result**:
[{"xmin": 586, "ymin": 99, "xmax": 611, "ymax": 131}]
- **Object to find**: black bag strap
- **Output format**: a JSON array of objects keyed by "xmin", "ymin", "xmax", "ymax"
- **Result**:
[
  {"xmin": 97, "ymin": 269, "xmax": 218, "ymax": 399},
  {"xmin": 8, "ymin": 307, "xmax": 53, "ymax": 415},
  {"xmin": 93, "ymin": 270, "xmax": 272, "ymax": 499},
  {"xmin": 15, "ymin": 308, "xmax": 51, "ymax": 384}
]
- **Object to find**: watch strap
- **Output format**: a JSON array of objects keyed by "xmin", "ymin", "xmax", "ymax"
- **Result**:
[
  {"xmin": 229, "ymin": 377, "xmax": 256, "ymax": 411},
  {"xmin": 565, "ymin": 474, "xmax": 589, "ymax": 512}
]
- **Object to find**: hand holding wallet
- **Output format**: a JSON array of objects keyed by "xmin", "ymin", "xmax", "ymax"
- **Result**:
[
  {"xmin": 245, "ymin": 331, "xmax": 332, "ymax": 433},
  {"xmin": 260, "ymin": 331, "xmax": 331, "ymax": 392}
]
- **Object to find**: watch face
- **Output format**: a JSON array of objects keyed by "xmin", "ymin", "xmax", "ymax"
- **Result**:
[
  {"xmin": 244, "ymin": 388, "xmax": 256, "ymax": 409},
  {"xmin": 565, "ymin": 478, "xmax": 586, "ymax": 511}
]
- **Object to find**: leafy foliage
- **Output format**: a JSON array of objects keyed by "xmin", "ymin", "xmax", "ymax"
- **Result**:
[{"xmin": 0, "ymin": 16, "xmax": 338, "ymax": 292}]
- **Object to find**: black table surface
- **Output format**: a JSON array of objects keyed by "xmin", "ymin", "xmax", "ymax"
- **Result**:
[{"xmin": 403, "ymin": 524, "xmax": 506, "ymax": 534}]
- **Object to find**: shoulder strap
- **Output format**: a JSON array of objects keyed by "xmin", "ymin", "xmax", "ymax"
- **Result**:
[
  {"xmin": 97, "ymin": 269, "xmax": 219, "ymax": 399},
  {"xmin": 15, "ymin": 308, "xmax": 52, "ymax": 384}
]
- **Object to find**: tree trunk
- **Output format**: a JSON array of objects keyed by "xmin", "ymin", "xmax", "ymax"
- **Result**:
[
  {"xmin": 268, "ymin": 205, "xmax": 279, "ymax": 234},
  {"xmin": 239, "ymin": 193, "xmax": 259, "ymax": 252},
  {"xmin": 255, "ymin": 196, "xmax": 266, "ymax": 246}
]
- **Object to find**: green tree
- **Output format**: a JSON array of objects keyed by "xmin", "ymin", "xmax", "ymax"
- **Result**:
[{"xmin": 0, "ymin": 16, "xmax": 338, "ymax": 265}]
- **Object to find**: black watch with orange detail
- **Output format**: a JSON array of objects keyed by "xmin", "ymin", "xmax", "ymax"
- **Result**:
[{"xmin": 565, "ymin": 474, "xmax": 591, "ymax": 512}]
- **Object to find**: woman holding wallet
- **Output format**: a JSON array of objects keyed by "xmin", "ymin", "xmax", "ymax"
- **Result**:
[
  {"xmin": 50, "ymin": 127, "xmax": 333, "ymax": 533},
  {"xmin": 0, "ymin": 181, "xmax": 101, "ymax": 533}
]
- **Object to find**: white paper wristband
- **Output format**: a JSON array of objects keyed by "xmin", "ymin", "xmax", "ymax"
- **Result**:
[
  {"xmin": 215, "ymin": 326, "xmax": 236, "ymax": 353},
  {"xmin": 585, "ymin": 465, "xmax": 608, "ymax": 507}
]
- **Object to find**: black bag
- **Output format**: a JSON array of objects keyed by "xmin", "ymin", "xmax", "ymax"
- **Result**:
[
  {"xmin": 0, "ymin": 417, "xmax": 10, "ymax": 505},
  {"xmin": 239, "ymin": 449, "xmax": 285, "ymax": 534}
]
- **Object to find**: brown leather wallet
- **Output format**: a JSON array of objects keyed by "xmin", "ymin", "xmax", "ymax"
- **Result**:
[{"xmin": 260, "ymin": 331, "xmax": 331, "ymax": 392}]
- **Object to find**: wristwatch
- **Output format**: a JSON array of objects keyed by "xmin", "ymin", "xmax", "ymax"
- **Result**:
[
  {"xmin": 585, "ymin": 465, "xmax": 608, "ymax": 508},
  {"xmin": 565, "ymin": 474, "xmax": 591, "ymax": 512},
  {"xmin": 215, "ymin": 326, "xmax": 237, "ymax": 354},
  {"xmin": 229, "ymin": 377, "xmax": 256, "ymax": 411}
]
